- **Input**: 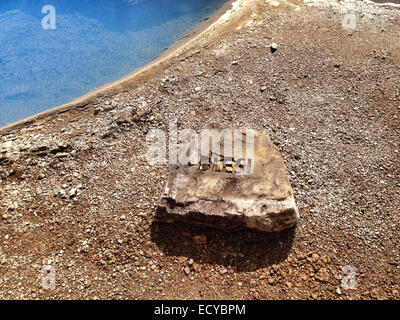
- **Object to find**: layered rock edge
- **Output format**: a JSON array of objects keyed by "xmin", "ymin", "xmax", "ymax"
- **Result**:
[{"xmin": 156, "ymin": 125, "xmax": 299, "ymax": 232}]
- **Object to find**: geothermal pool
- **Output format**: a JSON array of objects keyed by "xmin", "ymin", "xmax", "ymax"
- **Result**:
[{"xmin": 0, "ymin": 0, "xmax": 227, "ymax": 127}]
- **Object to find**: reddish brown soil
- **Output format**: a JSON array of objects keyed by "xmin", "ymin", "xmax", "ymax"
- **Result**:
[{"xmin": 0, "ymin": 0, "xmax": 399, "ymax": 299}]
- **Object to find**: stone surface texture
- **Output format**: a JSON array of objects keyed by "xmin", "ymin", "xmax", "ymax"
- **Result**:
[{"xmin": 156, "ymin": 125, "xmax": 299, "ymax": 232}]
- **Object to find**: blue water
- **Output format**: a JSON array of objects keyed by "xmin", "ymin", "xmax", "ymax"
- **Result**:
[{"xmin": 0, "ymin": 0, "xmax": 226, "ymax": 127}]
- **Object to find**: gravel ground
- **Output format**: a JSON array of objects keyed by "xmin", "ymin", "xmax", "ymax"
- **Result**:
[{"xmin": 0, "ymin": 0, "xmax": 399, "ymax": 299}]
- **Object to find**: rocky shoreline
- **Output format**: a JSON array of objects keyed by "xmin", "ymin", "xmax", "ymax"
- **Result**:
[{"xmin": 1, "ymin": 0, "xmax": 399, "ymax": 299}]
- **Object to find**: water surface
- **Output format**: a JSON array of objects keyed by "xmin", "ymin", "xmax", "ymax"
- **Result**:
[{"xmin": 0, "ymin": 0, "xmax": 227, "ymax": 127}]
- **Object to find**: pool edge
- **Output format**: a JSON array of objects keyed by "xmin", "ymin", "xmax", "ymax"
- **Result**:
[{"xmin": 0, "ymin": 0, "xmax": 250, "ymax": 135}]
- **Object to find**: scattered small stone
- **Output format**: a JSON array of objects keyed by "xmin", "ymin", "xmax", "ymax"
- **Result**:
[
  {"xmin": 311, "ymin": 293, "xmax": 318, "ymax": 300},
  {"xmin": 370, "ymin": 288, "xmax": 380, "ymax": 299},
  {"xmin": 184, "ymin": 267, "xmax": 191, "ymax": 276},
  {"xmin": 311, "ymin": 253, "xmax": 320, "ymax": 262},
  {"xmin": 69, "ymin": 188, "xmax": 77, "ymax": 198},
  {"xmin": 55, "ymin": 152, "xmax": 69, "ymax": 158},
  {"xmin": 315, "ymin": 268, "xmax": 330, "ymax": 283},
  {"xmin": 270, "ymin": 42, "xmax": 278, "ymax": 52}
]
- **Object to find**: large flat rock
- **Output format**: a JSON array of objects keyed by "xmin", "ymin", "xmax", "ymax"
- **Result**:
[{"xmin": 155, "ymin": 125, "xmax": 299, "ymax": 232}]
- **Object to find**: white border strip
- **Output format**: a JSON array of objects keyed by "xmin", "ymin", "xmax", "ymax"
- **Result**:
[{"xmin": 363, "ymin": 0, "xmax": 400, "ymax": 9}]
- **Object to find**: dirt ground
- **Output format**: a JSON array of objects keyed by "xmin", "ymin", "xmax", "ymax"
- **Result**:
[{"xmin": 0, "ymin": 0, "xmax": 399, "ymax": 299}]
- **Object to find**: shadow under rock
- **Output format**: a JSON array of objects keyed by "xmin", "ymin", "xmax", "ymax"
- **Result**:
[{"xmin": 150, "ymin": 220, "xmax": 296, "ymax": 272}]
